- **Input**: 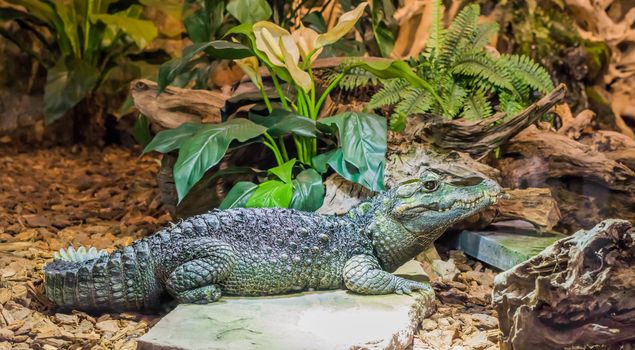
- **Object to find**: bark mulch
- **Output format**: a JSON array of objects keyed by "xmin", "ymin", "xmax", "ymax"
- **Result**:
[{"xmin": 0, "ymin": 145, "xmax": 500, "ymax": 350}]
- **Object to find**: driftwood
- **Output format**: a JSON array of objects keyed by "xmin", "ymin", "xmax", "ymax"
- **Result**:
[
  {"xmin": 130, "ymin": 79, "xmax": 226, "ymax": 130},
  {"xmin": 496, "ymin": 124, "xmax": 635, "ymax": 233},
  {"xmin": 405, "ymin": 84, "xmax": 567, "ymax": 158},
  {"xmin": 491, "ymin": 188, "xmax": 561, "ymax": 232},
  {"xmin": 493, "ymin": 219, "xmax": 635, "ymax": 350}
]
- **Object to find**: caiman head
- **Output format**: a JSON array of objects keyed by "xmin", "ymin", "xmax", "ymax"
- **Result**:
[
  {"xmin": 360, "ymin": 168, "xmax": 502, "ymax": 271},
  {"xmin": 386, "ymin": 169, "xmax": 502, "ymax": 234}
]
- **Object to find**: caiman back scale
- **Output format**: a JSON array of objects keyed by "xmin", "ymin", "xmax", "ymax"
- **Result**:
[{"xmin": 44, "ymin": 170, "xmax": 501, "ymax": 311}]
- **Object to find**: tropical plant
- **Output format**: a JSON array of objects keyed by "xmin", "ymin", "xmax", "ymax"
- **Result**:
[
  {"xmin": 144, "ymin": 3, "xmax": 428, "ymax": 211},
  {"xmin": 341, "ymin": 2, "xmax": 554, "ymax": 131},
  {"xmin": 0, "ymin": 0, "xmax": 166, "ymax": 125}
]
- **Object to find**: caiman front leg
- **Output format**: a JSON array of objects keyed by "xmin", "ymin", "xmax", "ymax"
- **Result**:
[
  {"xmin": 164, "ymin": 238, "xmax": 236, "ymax": 304},
  {"xmin": 343, "ymin": 254, "xmax": 432, "ymax": 295}
]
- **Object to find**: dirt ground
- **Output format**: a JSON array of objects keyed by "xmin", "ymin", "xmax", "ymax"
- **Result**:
[{"xmin": 0, "ymin": 146, "xmax": 500, "ymax": 349}]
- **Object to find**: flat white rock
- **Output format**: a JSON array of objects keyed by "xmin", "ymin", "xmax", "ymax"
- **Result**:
[{"xmin": 138, "ymin": 260, "xmax": 433, "ymax": 350}]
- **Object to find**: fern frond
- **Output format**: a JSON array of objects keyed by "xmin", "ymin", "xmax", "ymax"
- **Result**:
[
  {"xmin": 499, "ymin": 92, "xmax": 525, "ymax": 116},
  {"xmin": 367, "ymin": 79, "xmax": 409, "ymax": 109},
  {"xmin": 500, "ymin": 54, "xmax": 554, "ymax": 95},
  {"xmin": 325, "ymin": 67, "xmax": 380, "ymax": 91},
  {"xmin": 471, "ymin": 22, "xmax": 499, "ymax": 51},
  {"xmin": 390, "ymin": 88, "xmax": 433, "ymax": 131},
  {"xmin": 425, "ymin": 0, "xmax": 445, "ymax": 59},
  {"xmin": 438, "ymin": 4, "xmax": 479, "ymax": 67},
  {"xmin": 451, "ymin": 53, "xmax": 515, "ymax": 92},
  {"xmin": 443, "ymin": 82, "xmax": 467, "ymax": 118},
  {"xmin": 394, "ymin": 88, "xmax": 434, "ymax": 116},
  {"xmin": 461, "ymin": 89, "xmax": 493, "ymax": 120}
]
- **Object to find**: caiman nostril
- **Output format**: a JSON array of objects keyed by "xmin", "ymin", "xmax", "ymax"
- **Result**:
[{"xmin": 449, "ymin": 176, "xmax": 483, "ymax": 187}]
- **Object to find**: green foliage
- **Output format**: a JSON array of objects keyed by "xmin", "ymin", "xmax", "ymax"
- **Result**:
[
  {"xmin": 148, "ymin": 10, "xmax": 394, "ymax": 210},
  {"xmin": 0, "ymin": 0, "xmax": 166, "ymax": 124},
  {"xmin": 338, "ymin": 2, "xmax": 554, "ymax": 130},
  {"xmin": 314, "ymin": 112, "xmax": 387, "ymax": 191}
]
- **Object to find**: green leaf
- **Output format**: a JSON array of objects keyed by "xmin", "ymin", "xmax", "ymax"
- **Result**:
[
  {"xmin": 43, "ymin": 58, "xmax": 99, "ymax": 124},
  {"xmin": 347, "ymin": 58, "xmax": 445, "ymax": 112},
  {"xmin": 318, "ymin": 112, "xmax": 387, "ymax": 191},
  {"xmin": 268, "ymin": 159, "xmax": 296, "ymax": 184},
  {"xmin": 226, "ymin": 0, "xmax": 272, "ymax": 24},
  {"xmin": 461, "ymin": 89, "xmax": 493, "ymax": 121},
  {"xmin": 133, "ymin": 115, "xmax": 152, "ymax": 146},
  {"xmin": 91, "ymin": 13, "xmax": 158, "ymax": 49},
  {"xmin": 219, "ymin": 181, "xmax": 258, "ymax": 209},
  {"xmin": 290, "ymin": 168, "xmax": 324, "ymax": 211},
  {"xmin": 158, "ymin": 41, "xmax": 253, "ymax": 92},
  {"xmin": 174, "ymin": 118, "xmax": 268, "ymax": 201},
  {"xmin": 246, "ymin": 180, "xmax": 293, "ymax": 208},
  {"xmin": 143, "ymin": 122, "xmax": 202, "ymax": 154},
  {"xmin": 248, "ymin": 109, "xmax": 316, "ymax": 138}
]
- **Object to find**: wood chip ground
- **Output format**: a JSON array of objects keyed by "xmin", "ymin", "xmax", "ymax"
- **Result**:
[{"xmin": 0, "ymin": 146, "xmax": 500, "ymax": 349}]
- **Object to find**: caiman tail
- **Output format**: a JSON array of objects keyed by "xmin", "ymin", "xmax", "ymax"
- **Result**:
[{"xmin": 44, "ymin": 240, "xmax": 164, "ymax": 311}]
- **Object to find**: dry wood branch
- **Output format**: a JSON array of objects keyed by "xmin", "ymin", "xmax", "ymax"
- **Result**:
[
  {"xmin": 130, "ymin": 79, "xmax": 226, "ymax": 130},
  {"xmin": 493, "ymin": 219, "xmax": 635, "ymax": 350},
  {"xmin": 497, "ymin": 125, "xmax": 635, "ymax": 232},
  {"xmin": 405, "ymin": 84, "xmax": 567, "ymax": 158},
  {"xmin": 498, "ymin": 125, "xmax": 635, "ymax": 192},
  {"xmin": 494, "ymin": 188, "xmax": 561, "ymax": 232}
]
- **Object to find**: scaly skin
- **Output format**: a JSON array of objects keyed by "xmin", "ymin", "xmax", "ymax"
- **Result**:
[{"xmin": 44, "ymin": 170, "xmax": 501, "ymax": 311}]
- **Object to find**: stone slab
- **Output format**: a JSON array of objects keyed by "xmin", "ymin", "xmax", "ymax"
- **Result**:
[
  {"xmin": 138, "ymin": 261, "xmax": 432, "ymax": 350},
  {"xmin": 447, "ymin": 221, "xmax": 565, "ymax": 270}
]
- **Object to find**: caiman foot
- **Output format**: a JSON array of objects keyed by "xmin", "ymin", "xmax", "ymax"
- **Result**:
[{"xmin": 175, "ymin": 284, "xmax": 222, "ymax": 304}]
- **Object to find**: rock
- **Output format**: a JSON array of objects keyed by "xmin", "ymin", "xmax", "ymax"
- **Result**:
[
  {"xmin": 469, "ymin": 314, "xmax": 498, "ymax": 330},
  {"xmin": 447, "ymin": 225, "xmax": 566, "ymax": 270},
  {"xmin": 463, "ymin": 331, "xmax": 493, "ymax": 350},
  {"xmin": 431, "ymin": 259, "xmax": 460, "ymax": 282},
  {"xmin": 138, "ymin": 261, "xmax": 434, "ymax": 350}
]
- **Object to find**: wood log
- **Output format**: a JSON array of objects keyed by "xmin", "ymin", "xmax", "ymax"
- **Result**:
[
  {"xmin": 493, "ymin": 219, "xmax": 635, "ymax": 350},
  {"xmin": 494, "ymin": 188, "xmax": 561, "ymax": 232},
  {"xmin": 404, "ymin": 84, "xmax": 567, "ymax": 158},
  {"xmin": 496, "ymin": 125, "xmax": 635, "ymax": 233},
  {"xmin": 130, "ymin": 79, "xmax": 226, "ymax": 130}
]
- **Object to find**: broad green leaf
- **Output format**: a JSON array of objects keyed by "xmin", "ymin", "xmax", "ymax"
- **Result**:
[
  {"xmin": 91, "ymin": 13, "xmax": 158, "ymax": 49},
  {"xmin": 43, "ymin": 59, "xmax": 99, "ymax": 124},
  {"xmin": 133, "ymin": 115, "xmax": 152, "ymax": 147},
  {"xmin": 248, "ymin": 109, "xmax": 316, "ymax": 137},
  {"xmin": 174, "ymin": 118, "xmax": 267, "ymax": 201},
  {"xmin": 158, "ymin": 41, "xmax": 252, "ymax": 92},
  {"xmin": 290, "ymin": 168, "xmax": 324, "ymax": 211},
  {"xmin": 318, "ymin": 112, "xmax": 387, "ymax": 191},
  {"xmin": 312, "ymin": 148, "xmax": 380, "ymax": 189},
  {"xmin": 246, "ymin": 180, "xmax": 293, "ymax": 208},
  {"xmin": 226, "ymin": 0, "xmax": 272, "ymax": 24},
  {"xmin": 268, "ymin": 159, "xmax": 296, "ymax": 184},
  {"xmin": 143, "ymin": 122, "xmax": 202, "ymax": 154},
  {"xmin": 219, "ymin": 181, "xmax": 257, "ymax": 209}
]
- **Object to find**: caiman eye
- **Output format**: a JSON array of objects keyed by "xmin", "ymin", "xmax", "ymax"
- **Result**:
[{"xmin": 423, "ymin": 180, "xmax": 438, "ymax": 191}]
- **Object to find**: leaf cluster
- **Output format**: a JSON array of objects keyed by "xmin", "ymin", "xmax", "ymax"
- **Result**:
[
  {"xmin": 347, "ymin": 2, "xmax": 554, "ymax": 131},
  {"xmin": 0, "ymin": 0, "xmax": 171, "ymax": 123}
]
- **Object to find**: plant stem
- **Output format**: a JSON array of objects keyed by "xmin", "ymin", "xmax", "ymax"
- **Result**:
[
  {"xmin": 264, "ymin": 132, "xmax": 283, "ymax": 165},
  {"xmin": 261, "ymin": 88, "xmax": 273, "ymax": 113},
  {"xmin": 271, "ymin": 72, "xmax": 290, "ymax": 111},
  {"xmin": 314, "ymin": 72, "xmax": 345, "ymax": 117},
  {"xmin": 293, "ymin": 135, "xmax": 305, "ymax": 165},
  {"xmin": 278, "ymin": 137, "xmax": 289, "ymax": 162}
]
